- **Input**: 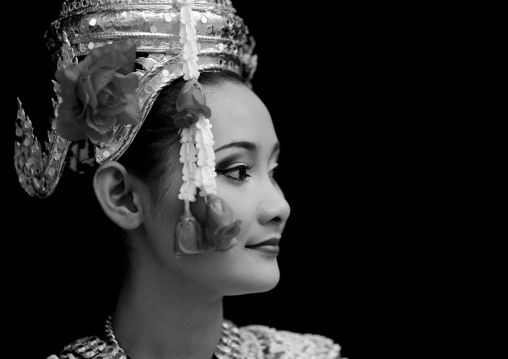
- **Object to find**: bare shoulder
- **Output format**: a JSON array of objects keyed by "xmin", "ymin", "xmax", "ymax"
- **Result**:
[{"xmin": 239, "ymin": 324, "xmax": 344, "ymax": 359}]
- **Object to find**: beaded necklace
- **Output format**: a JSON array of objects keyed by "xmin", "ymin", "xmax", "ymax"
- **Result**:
[{"xmin": 104, "ymin": 315, "xmax": 245, "ymax": 359}]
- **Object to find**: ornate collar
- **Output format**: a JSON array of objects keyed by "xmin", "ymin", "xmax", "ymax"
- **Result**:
[{"xmin": 104, "ymin": 315, "xmax": 245, "ymax": 359}]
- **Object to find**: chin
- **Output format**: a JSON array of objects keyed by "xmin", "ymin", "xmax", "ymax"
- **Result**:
[
  {"xmin": 190, "ymin": 242, "xmax": 282, "ymax": 296},
  {"xmin": 224, "ymin": 252, "xmax": 281, "ymax": 296},
  {"xmin": 247, "ymin": 267, "xmax": 280, "ymax": 294}
]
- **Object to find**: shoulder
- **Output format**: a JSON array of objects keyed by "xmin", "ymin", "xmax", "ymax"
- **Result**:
[
  {"xmin": 239, "ymin": 323, "xmax": 344, "ymax": 359},
  {"xmin": 45, "ymin": 335, "xmax": 118, "ymax": 359}
]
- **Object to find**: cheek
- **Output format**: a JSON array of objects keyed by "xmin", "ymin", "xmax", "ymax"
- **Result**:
[
  {"xmin": 188, "ymin": 183, "xmax": 248, "ymax": 239},
  {"xmin": 151, "ymin": 171, "xmax": 185, "ymax": 235},
  {"xmin": 155, "ymin": 150, "xmax": 188, "ymax": 225},
  {"xmin": 214, "ymin": 182, "xmax": 254, "ymax": 244}
]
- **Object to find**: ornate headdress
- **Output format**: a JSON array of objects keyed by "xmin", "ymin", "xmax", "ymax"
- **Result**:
[{"xmin": 14, "ymin": 0, "xmax": 257, "ymax": 256}]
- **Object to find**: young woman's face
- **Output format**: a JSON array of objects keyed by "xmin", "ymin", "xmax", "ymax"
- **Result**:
[{"xmin": 141, "ymin": 81, "xmax": 291, "ymax": 296}]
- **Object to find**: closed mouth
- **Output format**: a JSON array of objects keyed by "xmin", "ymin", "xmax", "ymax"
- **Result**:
[{"xmin": 245, "ymin": 238, "xmax": 280, "ymax": 248}]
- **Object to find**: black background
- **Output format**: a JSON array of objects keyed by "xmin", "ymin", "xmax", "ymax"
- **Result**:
[{"xmin": 1, "ymin": 2, "xmax": 430, "ymax": 359}]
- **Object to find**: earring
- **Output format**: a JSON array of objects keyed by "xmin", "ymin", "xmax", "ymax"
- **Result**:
[{"xmin": 172, "ymin": 207, "xmax": 211, "ymax": 257}]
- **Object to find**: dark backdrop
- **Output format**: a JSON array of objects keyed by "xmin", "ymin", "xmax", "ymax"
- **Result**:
[{"xmin": 1, "ymin": 2, "xmax": 417, "ymax": 359}]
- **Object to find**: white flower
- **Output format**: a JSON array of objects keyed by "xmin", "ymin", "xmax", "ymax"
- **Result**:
[
  {"xmin": 194, "ymin": 165, "xmax": 217, "ymax": 196},
  {"xmin": 175, "ymin": 1, "xmax": 217, "ymax": 203},
  {"xmin": 182, "ymin": 59, "xmax": 199, "ymax": 81},
  {"xmin": 195, "ymin": 116, "xmax": 214, "ymax": 146},
  {"xmin": 179, "ymin": 140, "xmax": 197, "ymax": 163},
  {"xmin": 178, "ymin": 179, "xmax": 197, "ymax": 201},
  {"xmin": 180, "ymin": 127, "xmax": 194, "ymax": 143},
  {"xmin": 182, "ymin": 160, "xmax": 197, "ymax": 182},
  {"xmin": 178, "ymin": 0, "xmax": 199, "ymax": 81}
]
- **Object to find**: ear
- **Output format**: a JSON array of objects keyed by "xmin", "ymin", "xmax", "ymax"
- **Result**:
[{"xmin": 93, "ymin": 161, "xmax": 145, "ymax": 230}]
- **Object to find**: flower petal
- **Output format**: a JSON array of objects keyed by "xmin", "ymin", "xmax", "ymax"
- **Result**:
[
  {"xmin": 55, "ymin": 67, "xmax": 81, "ymax": 107},
  {"xmin": 203, "ymin": 194, "xmax": 241, "ymax": 251},
  {"xmin": 115, "ymin": 73, "xmax": 140, "ymax": 93},
  {"xmin": 96, "ymin": 101, "xmax": 127, "ymax": 117},
  {"xmin": 81, "ymin": 127, "xmax": 111, "ymax": 142},
  {"xmin": 90, "ymin": 47, "xmax": 124, "ymax": 71},
  {"xmin": 85, "ymin": 113, "xmax": 117, "ymax": 135},
  {"xmin": 76, "ymin": 75, "xmax": 97, "ymax": 112},
  {"xmin": 96, "ymin": 87, "xmax": 113, "ymax": 104},
  {"xmin": 77, "ymin": 115, "xmax": 114, "ymax": 142},
  {"xmin": 55, "ymin": 104, "xmax": 87, "ymax": 141},
  {"xmin": 89, "ymin": 41, "xmax": 136, "ymax": 75},
  {"xmin": 115, "ymin": 93, "xmax": 141, "ymax": 125},
  {"xmin": 74, "ymin": 55, "xmax": 93, "ymax": 73},
  {"xmin": 173, "ymin": 108, "xmax": 200, "ymax": 128},
  {"xmin": 90, "ymin": 68, "xmax": 118, "ymax": 94},
  {"xmin": 118, "ymin": 42, "xmax": 137, "ymax": 74}
]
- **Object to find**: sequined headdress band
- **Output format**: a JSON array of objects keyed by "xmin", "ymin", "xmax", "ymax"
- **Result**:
[
  {"xmin": 14, "ymin": 0, "xmax": 255, "ymax": 256},
  {"xmin": 15, "ymin": 0, "xmax": 256, "ymax": 197}
]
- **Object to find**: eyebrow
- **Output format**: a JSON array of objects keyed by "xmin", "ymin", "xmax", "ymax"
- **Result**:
[
  {"xmin": 215, "ymin": 141, "xmax": 280, "ymax": 154},
  {"xmin": 215, "ymin": 141, "xmax": 256, "ymax": 153}
]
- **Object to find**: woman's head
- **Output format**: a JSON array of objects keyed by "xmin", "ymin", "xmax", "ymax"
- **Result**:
[{"xmin": 93, "ymin": 70, "xmax": 290, "ymax": 297}]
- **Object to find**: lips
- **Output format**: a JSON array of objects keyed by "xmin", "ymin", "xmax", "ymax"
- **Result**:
[{"xmin": 245, "ymin": 238, "xmax": 280, "ymax": 248}]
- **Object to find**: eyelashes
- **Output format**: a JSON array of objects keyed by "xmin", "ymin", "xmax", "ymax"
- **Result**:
[
  {"xmin": 216, "ymin": 164, "xmax": 253, "ymax": 183},
  {"xmin": 215, "ymin": 163, "xmax": 279, "ymax": 184}
]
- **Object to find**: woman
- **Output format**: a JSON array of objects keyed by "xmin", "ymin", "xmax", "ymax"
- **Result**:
[{"xmin": 13, "ymin": 1, "xmax": 345, "ymax": 358}]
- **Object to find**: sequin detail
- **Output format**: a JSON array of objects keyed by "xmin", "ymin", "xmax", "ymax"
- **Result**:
[{"xmin": 47, "ymin": 320, "xmax": 343, "ymax": 359}]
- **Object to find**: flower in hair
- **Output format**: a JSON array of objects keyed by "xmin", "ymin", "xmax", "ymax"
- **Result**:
[
  {"xmin": 55, "ymin": 41, "xmax": 141, "ymax": 142},
  {"xmin": 173, "ymin": 80, "xmax": 211, "ymax": 128},
  {"xmin": 204, "ymin": 194, "xmax": 241, "ymax": 251}
]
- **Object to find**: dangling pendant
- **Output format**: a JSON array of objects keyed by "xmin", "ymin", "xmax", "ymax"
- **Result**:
[{"xmin": 173, "ymin": 201, "xmax": 212, "ymax": 257}]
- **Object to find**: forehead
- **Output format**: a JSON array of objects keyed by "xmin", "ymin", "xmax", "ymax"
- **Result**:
[{"xmin": 205, "ymin": 82, "xmax": 277, "ymax": 149}]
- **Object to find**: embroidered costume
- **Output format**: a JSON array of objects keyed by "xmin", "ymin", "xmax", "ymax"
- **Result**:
[{"xmin": 46, "ymin": 319, "xmax": 343, "ymax": 359}]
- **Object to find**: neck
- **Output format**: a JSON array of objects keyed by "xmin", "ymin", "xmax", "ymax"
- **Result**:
[{"xmin": 111, "ymin": 264, "xmax": 224, "ymax": 359}]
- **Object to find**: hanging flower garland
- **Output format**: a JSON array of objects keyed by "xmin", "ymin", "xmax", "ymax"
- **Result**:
[{"xmin": 172, "ymin": 0, "xmax": 240, "ymax": 257}]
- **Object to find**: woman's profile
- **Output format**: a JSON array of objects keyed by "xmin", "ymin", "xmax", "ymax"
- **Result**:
[{"xmin": 13, "ymin": 1, "xmax": 345, "ymax": 358}]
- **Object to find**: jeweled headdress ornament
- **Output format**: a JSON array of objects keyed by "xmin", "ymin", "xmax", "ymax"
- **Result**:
[{"xmin": 14, "ymin": 0, "xmax": 257, "ymax": 256}]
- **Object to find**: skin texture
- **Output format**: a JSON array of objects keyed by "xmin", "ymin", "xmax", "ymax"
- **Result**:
[{"xmin": 93, "ymin": 81, "xmax": 290, "ymax": 359}]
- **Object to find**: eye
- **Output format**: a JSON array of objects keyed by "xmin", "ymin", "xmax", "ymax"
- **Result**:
[{"xmin": 216, "ymin": 164, "xmax": 253, "ymax": 183}]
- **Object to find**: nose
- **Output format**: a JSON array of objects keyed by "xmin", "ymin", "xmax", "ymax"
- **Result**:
[{"xmin": 256, "ymin": 178, "xmax": 291, "ymax": 226}]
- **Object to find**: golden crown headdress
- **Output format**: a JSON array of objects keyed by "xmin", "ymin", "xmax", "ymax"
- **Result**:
[{"xmin": 14, "ymin": 0, "xmax": 257, "ymax": 256}]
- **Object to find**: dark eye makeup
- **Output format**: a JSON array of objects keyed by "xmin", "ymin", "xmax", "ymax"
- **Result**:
[{"xmin": 216, "ymin": 163, "xmax": 253, "ymax": 183}]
